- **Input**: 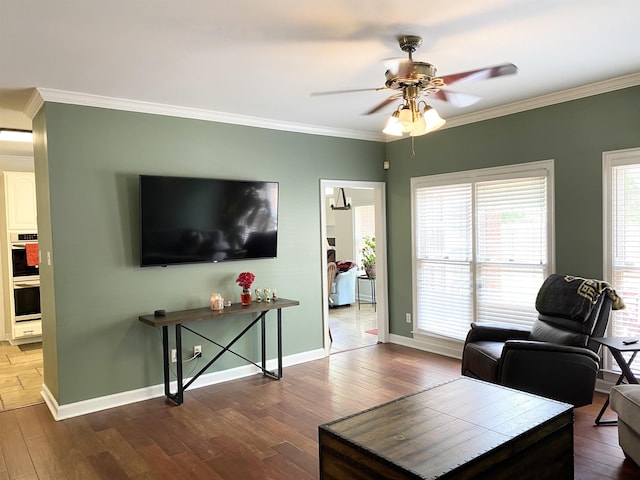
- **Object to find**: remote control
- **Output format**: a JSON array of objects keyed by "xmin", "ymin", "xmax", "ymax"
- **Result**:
[{"xmin": 623, "ymin": 339, "xmax": 638, "ymax": 345}]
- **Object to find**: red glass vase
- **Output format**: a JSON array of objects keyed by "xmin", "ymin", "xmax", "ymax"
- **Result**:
[{"xmin": 240, "ymin": 290, "xmax": 252, "ymax": 306}]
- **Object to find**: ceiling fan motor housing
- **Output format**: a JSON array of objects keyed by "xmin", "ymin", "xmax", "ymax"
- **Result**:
[
  {"xmin": 398, "ymin": 35, "xmax": 423, "ymax": 53},
  {"xmin": 385, "ymin": 62, "xmax": 439, "ymax": 90}
]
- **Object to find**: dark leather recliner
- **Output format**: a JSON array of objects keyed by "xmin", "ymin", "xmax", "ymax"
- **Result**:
[{"xmin": 462, "ymin": 274, "xmax": 623, "ymax": 407}]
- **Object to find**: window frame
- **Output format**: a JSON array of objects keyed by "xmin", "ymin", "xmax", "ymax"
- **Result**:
[
  {"xmin": 603, "ymin": 147, "xmax": 640, "ymax": 373},
  {"xmin": 410, "ymin": 160, "xmax": 555, "ymax": 353}
]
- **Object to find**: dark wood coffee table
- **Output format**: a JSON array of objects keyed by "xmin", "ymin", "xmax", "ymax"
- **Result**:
[{"xmin": 318, "ymin": 377, "xmax": 573, "ymax": 479}]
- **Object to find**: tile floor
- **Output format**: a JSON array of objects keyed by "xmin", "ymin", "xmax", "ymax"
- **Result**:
[
  {"xmin": 329, "ymin": 303, "xmax": 378, "ymax": 353},
  {"xmin": 0, "ymin": 340, "xmax": 43, "ymax": 411}
]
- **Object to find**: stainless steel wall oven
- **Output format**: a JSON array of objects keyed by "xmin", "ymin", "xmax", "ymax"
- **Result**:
[{"xmin": 9, "ymin": 233, "xmax": 40, "ymax": 322}]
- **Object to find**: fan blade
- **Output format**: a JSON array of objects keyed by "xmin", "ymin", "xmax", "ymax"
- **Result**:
[
  {"xmin": 440, "ymin": 63, "xmax": 518, "ymax": 86},
  {"xmin": 364, "ymin": 93, "xmax": 403, "ymax": 115},
  {"xmin": 383, "ymin": 58, "xmax": 413, "ymax": 77},
  {"xmin": 311, "ymin": 87, "xmax": 389, "ymax": 96},
  {"xmin": 430, "ymin": 90, "xmax": 482, "ymax": 108}
]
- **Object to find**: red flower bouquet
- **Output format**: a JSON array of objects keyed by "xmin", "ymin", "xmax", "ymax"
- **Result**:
[
  {"xmin": 236, "ymin": 272, "xmax": 255, "ymax": 306},
  {"xmin": 236, "ymin": 272, "xmax": 255, "ymax": 292}
]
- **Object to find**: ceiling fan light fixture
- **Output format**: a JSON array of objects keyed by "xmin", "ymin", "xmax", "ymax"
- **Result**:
[
  {"xmin": 382, "ymin": 111, "xmax": 403, "ymax": 136},
  {"xmin": 398, "ymin": 106, "xmax": 414, "ymax": 132},
  {"xmin": 423, "ymin": 105, "xmax": 446, "ymax": 133},
  {"xmin": 383, "ymin": 99, "xmax": 446, "ymax": 138},
  {"xmin": 409, "ymin": 114, "xmax": 427, "ymax": 137}
]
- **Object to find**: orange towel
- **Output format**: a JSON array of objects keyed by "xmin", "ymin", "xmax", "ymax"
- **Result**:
[{"xmin": 25, "ymin": 243, "xmax": 38, "ymax": 267}]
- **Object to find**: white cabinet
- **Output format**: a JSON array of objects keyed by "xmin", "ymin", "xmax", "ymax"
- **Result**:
[
  {"xmin": 4, "ymin": 172, "xmax": 37, "ymax": 231},
  {"xmin": 13, "ymin": 320, "xmax": 42, "ymax": 339},
  {"xmin": 0, "ymin": 171, "xmax": 41, "ymax": 343}
]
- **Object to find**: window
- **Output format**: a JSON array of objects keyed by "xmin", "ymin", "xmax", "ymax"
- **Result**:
[
  {"xmin": 604, "ymin": 149, "xmax": 640, "ymax": 349},
  {"xmin": 354, "ymin": 204, "xmax": 375, "ymax": 271},
  {"xmin": 411, "ymin": 161, "xmax": 553, "ymax": 341}
]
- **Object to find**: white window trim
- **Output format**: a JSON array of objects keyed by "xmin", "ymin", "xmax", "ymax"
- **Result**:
[
  {"xmin": 410, "ymin": 159, "xmax": 555, "ymax": 358},
  {"xmin": 602, "ymin": 147, "xmax": 640, "ymax": 374}
]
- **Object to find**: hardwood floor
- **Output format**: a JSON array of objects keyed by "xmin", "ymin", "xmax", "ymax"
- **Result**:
[
  {"xmin": 0, "ymin": 343, "xmax": 637, "ymax": 479},
  {"xmin": 0, "ymin": 341, "xmax": 43, "ymax": 412}
]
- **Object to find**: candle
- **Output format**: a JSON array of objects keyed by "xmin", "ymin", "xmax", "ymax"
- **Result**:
[{"xmin": 210, "ymin": 293, "xmax": 224, "ymax": 310}]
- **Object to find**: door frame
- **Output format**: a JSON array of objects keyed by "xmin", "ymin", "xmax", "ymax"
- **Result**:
[{"xmin": 320, "ymin": 179, "xmax": 388, "ymax": 354}]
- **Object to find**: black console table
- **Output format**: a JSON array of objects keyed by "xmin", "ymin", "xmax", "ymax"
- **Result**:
[
  {"xmin": 592, "ymin": 336, "xmax": 640, "ymax": 425},
  {"xmin": 139, "ymin": 298, "xmax": 299, "ymax": 405},
  {"xmin": 357, "ymin": 275, "xmax": 376, "ymax": 311}
]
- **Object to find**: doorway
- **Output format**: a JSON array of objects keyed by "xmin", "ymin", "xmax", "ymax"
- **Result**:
[
  {"xmin": 0, "ymin": 156, "xmax": 44, "ymax": 411},
  {"xmin": 320, "ymin": 180, "xmax": 388, "ymax": 354}
]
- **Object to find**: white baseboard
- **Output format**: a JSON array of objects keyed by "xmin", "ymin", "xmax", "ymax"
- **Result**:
[
  {"xmin": 595, "ymin": 369, "xmax": 622, "ymax": 395},
  {"xmin": 40, "ymin": 340, "xmax": 617, "ymax": 421},
  {"xmin": 596, "ymin": 378, "xmax": 613, "ymax": 395},
  {"xmin": 9, "ymin": 336, "xmax": 42, "ymax": 346},
  {"xmin": 391, "ymin": 334, "xmax": 620, "ymax": 397},
  {"xmin": 43, "ymin": 348, "xmax": 326, "ymax": 420},
  {"xmin": 389, "ymin": 333, "xmax": 463, "ymax": 360}
]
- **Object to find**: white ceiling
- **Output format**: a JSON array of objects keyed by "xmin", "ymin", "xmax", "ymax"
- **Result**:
[{"xmin": 1, "ymin": 0, "xmax": 640, "ymax": 155}]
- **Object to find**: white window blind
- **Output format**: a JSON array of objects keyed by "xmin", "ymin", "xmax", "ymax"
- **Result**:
[
  {"xmin": 415, "ymin": 184, "xmax": 473, "ymax": 339},
  {"xmin": 476, "ymin": 177, "xmax": 547, "ymax": 328},
  {"xmin": 412, "ymin": 162, "xmax": 552, "ymax": 341},
  {"xmin": 609, "ymin": 159, "xmax": 640, "ymax": 340}
]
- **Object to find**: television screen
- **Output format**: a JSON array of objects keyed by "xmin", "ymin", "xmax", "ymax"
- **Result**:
[{"xmin": 139, "ymin": 175, "xmax": 278, "ymax": 267}]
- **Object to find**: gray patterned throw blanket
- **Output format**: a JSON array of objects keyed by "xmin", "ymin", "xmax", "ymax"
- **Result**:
[{"xmin": 536, "ymin": 274, "xmax": 625, "ymax": 323}]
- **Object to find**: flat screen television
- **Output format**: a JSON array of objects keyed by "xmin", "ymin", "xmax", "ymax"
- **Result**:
[{"xmin": 139, "ymin": 175, "xmax": 279, "ymax": 267}]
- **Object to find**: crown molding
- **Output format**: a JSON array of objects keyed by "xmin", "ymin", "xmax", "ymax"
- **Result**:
[
  {"xmin": 27, "ymin": 72, "xmax": 640, "ymax": 143},
  {"xmin": 443, "ymin": 72, "xmax": 640, "ymax": 130},
  {"xmin": 31, "ymin": 88, "xmax": 385, "ymax": 142},
  {"xmin": 24, "ymin": 89, "xmax": 45, "ymax": 119}
]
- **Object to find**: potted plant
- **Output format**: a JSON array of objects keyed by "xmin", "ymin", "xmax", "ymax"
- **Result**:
[
  {"xmin": 361, "ymin": 236, "xmax": 376, "ymax": 279},
  {"xmin": 236, "ymin": 271, "xmax": 255, "ymax": 305}
]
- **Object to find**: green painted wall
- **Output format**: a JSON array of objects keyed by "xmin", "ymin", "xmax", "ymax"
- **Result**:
[
  {"xmin": 34, "ymin": 85, "xmax": 640, "ymax": 404},
  {"xmin": 385, "ymin": 85, "xmax": 640, "ymax": 338},
  {"xmin": 35, "ymin": 103, "xmax": 385, "ymax": 405}
]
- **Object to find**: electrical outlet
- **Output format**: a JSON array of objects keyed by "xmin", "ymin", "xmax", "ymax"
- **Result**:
[
  {"xmin": 171, "ymin": 348, "xmax": 177, "ymax": 363},
  {"xmin": 194, "ymin": 345, "xmax": 202, "ymax": 358},
  {"xmin": 406, "ymin": 313, "xmax": 411, "ymax": 324}
]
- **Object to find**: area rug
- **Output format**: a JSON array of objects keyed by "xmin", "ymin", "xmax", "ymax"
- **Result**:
[{"xmin": 364, "ymin": 328, "xmax": 378, "ymax": 335}]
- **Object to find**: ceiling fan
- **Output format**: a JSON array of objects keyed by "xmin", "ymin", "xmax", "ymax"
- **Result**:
[{"xmin": 312, "ymin": 35, "xmax": 518, "ymax": 137}]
